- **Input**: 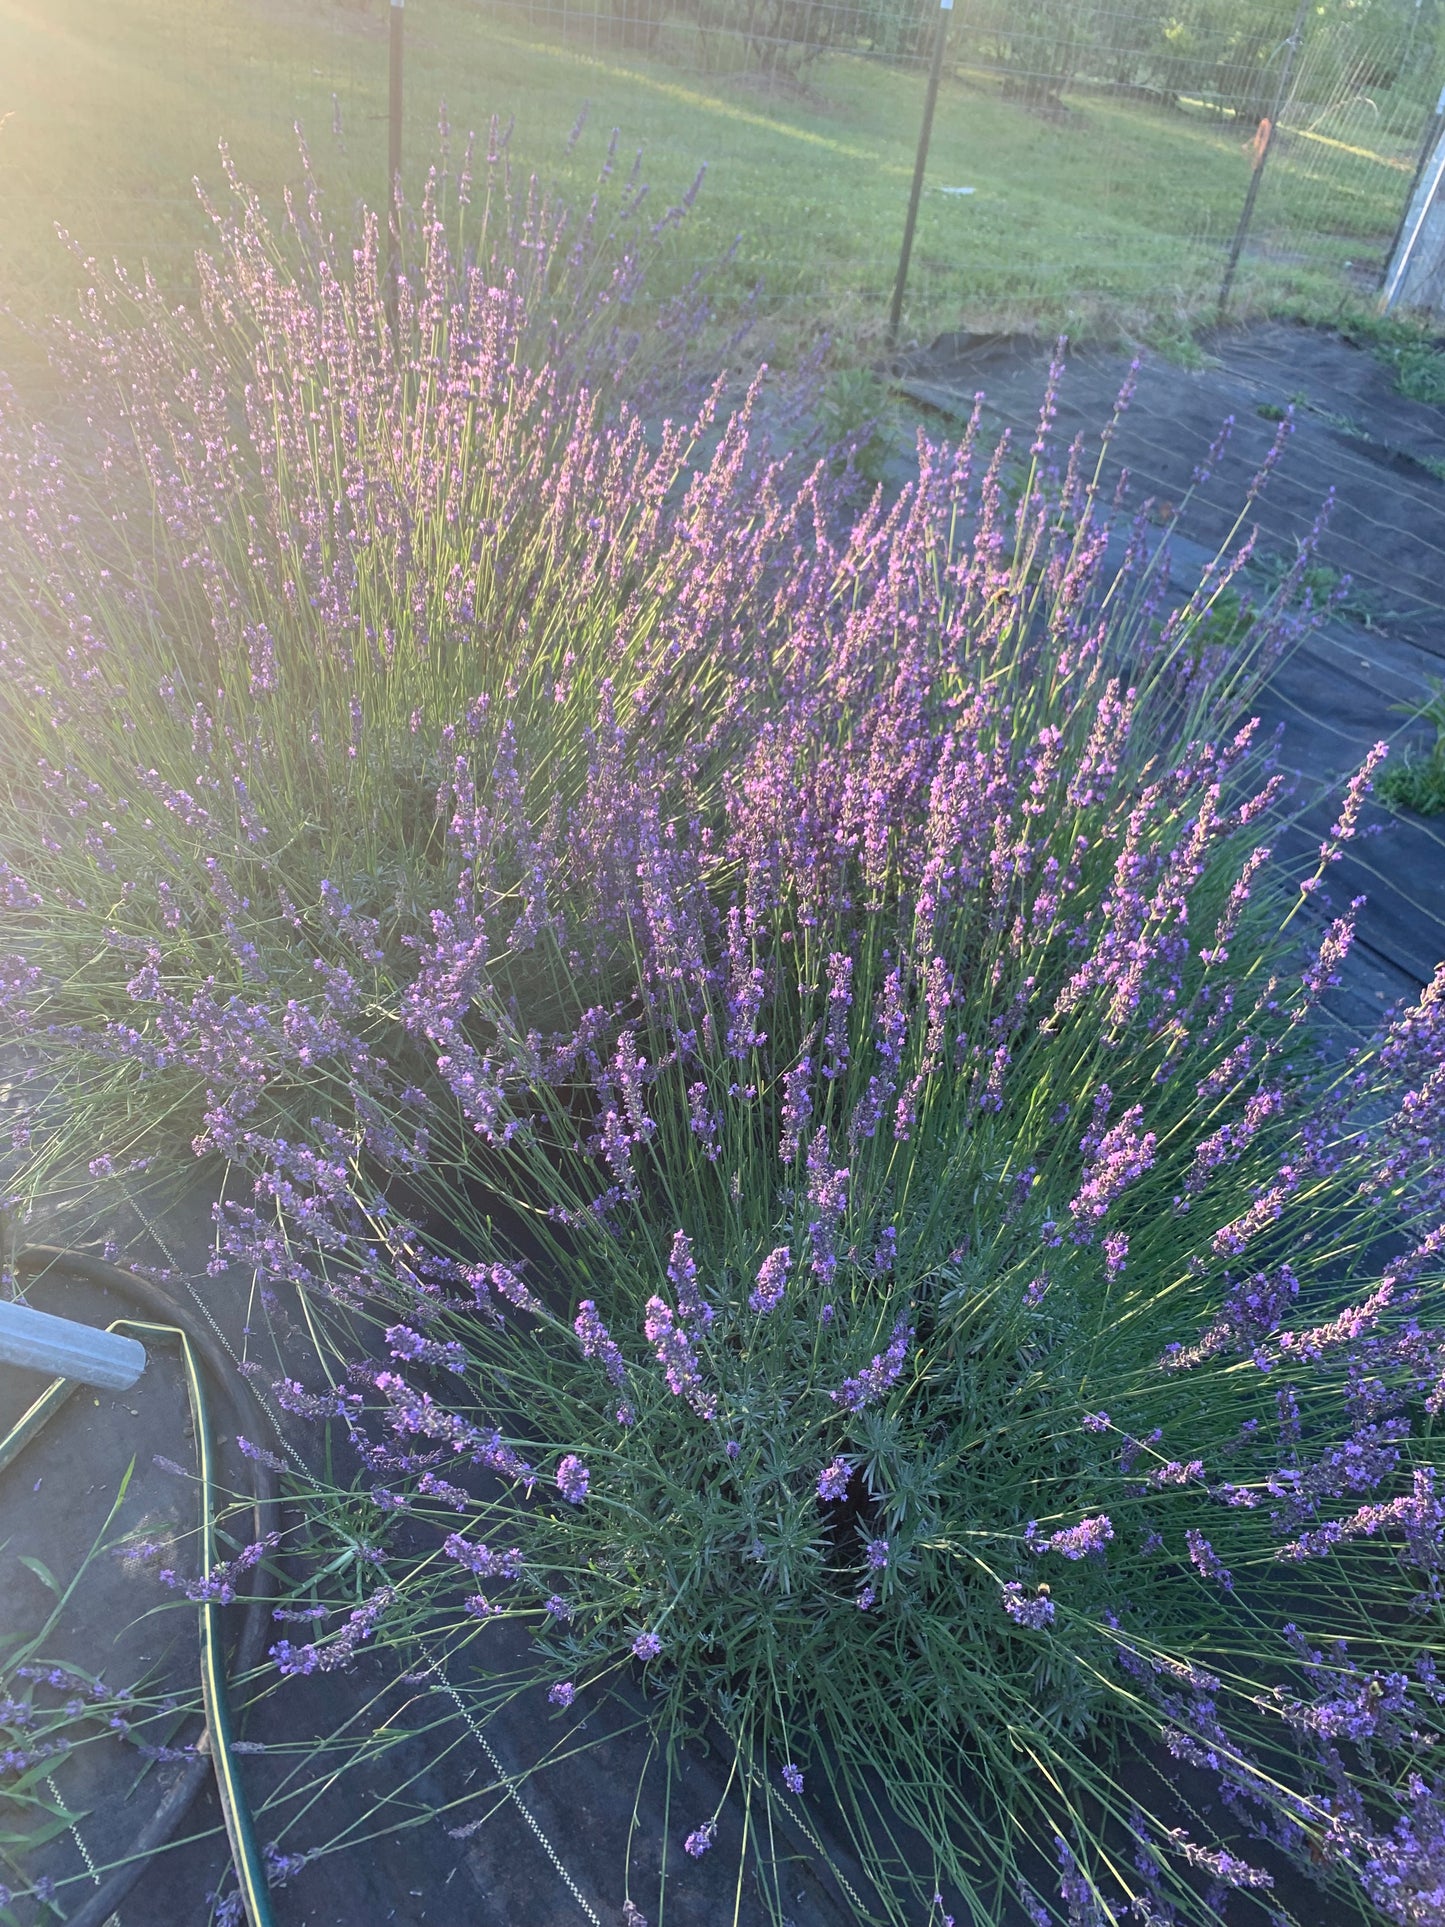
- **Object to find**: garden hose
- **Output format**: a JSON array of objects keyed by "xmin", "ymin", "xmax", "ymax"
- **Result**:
[{"xmin": 1, "ymin": 1247, "xmax": 281, "ymax": 1927}]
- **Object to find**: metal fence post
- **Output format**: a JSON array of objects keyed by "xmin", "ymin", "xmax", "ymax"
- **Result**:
[
  {"xmin": 1217, "ymin": 0, "xmax": 1310, "ymax": 321},
  {"xmin": 886, "ymin": 0, "xmax": 952, "ymax": 356},
  {"xmin": 1381, "ymin": 127, "xmax": 1445, "ymax": 312},
  {"xmin": 1381, "ymin": 81, "xmax": 1445, "ymax": 301},
  {"xmin": 387, "ymin": 0, "xmax": 405, "ymax": 344}
]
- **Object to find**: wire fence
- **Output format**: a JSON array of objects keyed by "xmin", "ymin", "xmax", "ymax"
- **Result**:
[
  {"xmin": 2, "ymin": 0, "xmax": 1443, "ymax": 358},
  {"xmin": 470, "ymin": 0, "xmax": 1444, "ymax": 293}
]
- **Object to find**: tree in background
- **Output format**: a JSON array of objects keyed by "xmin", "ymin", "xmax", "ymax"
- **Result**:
[
  {"xmin": 503, "ymin": 0, "xmax": 1440, "ymax": 99},
  {"xmin": 952, "ymin": 0, "xmax": 1442, "ymax": 119}
]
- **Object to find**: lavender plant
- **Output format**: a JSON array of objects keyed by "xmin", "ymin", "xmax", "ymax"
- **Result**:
[{"xmin": 4, "ymin": 143, "xmax": 1445, "ymax": 1927}]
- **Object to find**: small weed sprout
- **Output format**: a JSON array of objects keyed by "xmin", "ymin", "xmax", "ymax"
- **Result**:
[{"xmin": 1378, "ymin": 678, "xmax": 1445, "ymax": 817}]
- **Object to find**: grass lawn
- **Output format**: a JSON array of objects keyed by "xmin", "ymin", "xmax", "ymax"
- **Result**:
[{"xmin": 0, "ymin": 0, "xmax": 1425, "ymax": 378}]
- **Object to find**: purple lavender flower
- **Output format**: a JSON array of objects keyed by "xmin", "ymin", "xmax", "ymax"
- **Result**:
[
  {"xmin": 161, "ymin": 1530, "xmax": 283, "ymax": 1604},
  {"xmin": 725, "ymin": 908, "xmax": 766, "ymax": 1059},
  {"xmin": 555, "ymin": 1455, "xmax": 590, "ymax": 1504},
  {"xmin": 805, "ymin": 1137, "xmax": 849, "ymax": 1285},
  {"xmin": 488, "ymin": 1264, "xmax": 543, "ymax": 1316},
  {"xmin": 1038, "ymin": 1515, "xmax": 1114, "ymax": 1561},
  {"xmin": 667, "ymin": 1228, "xmax": 714, "ymax": 1330},
  {"xmin": 1054, "ymin": 1836, "xmax": 1115, "ymax": 1927},
  {"xmin": 643, "ymin": 1296, "xmax": 717, "ymax": 1419},
  {"xmin": 385, "ymin": 1323, "xmax": 467, "ymax": 1374},
  {"xmin": 1184, "ymin": 1529, "xmax": 1233, "ymax": 1590},
  {"xmin": 749, "ymin": 1245, "xmax": 791, "ymax": 1313},
  {"xmin": 548, "ymin": 1681, "xmax": 577, "ymax": 1707},
  {"xmin": 683, "ymin": 1822, "xmax": 716, "ymax": 1858},
  {"xmin": 1068, "ymin": 1105, "xmax": 1155, "ymax": 1235},
  {"xmin": 864, "ymin": 1538, "xmax": 890, "ymax": 1570},
  {"xmin": 687, "ymin": 1081, "xmax": 719, "ymax": 1161},
  {"xmin": 270, "ymin": 1587, "xmax": 396, "ymax": 1676},
  {"xmin": 779, "ymin": 1058, "xmax": 812, "ymax": 1163},
  {"xmin": 1144, "ymin": 1459, "xmax": 1204, "ymax": 1490},
  {"xmin": 781, "ymin": 1762, "xmax": 805, "ymax": 1794},
  {"xmin": 830, "ymin": 1317, "xmax": 913, "ymax": 1412},
  {"xmin": 574, "ymin": 1299, "xmax": 627, "ymax": 1387},
  {"xmin": 822, "ymin": 952, "xmax": 853, "ymax": 1077},
  {"xmin": 631, "ymin": 1630, "xmax": 662, "ymax": 1661},
  {"xmin": 1001, "ymin": 1582, "xmax": 1055, "ymax": 1629},
  {"xmin": 1017, "ymin": 1884, "xmax": 1051, "ymax": 1927},
  {"xmin": 817, "ymin": 1458, "xmax": 852, "ymax": 1502},
  {"xmin": 1280, "ymin": 1465, "xmax": 1443, "ymax": 1563},
  {"xmin": 1081, "ymin": 1411, "xmax": 1111, "ymax": 1433},
  {"xmin": 443, "ymin": 1535, "xmax": 523, "ymax": 1579}
]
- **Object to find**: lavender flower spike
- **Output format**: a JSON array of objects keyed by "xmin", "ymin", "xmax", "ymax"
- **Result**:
[
  {"xmin": 1001, "ymin": 1582, "xmax": 1055, "ymax": 1629},
  {"xmin": 643, "ymin": 1296, "xmax": 717, "ymax": 1419},
  {"xmin": 750, "ymin": 1245, "xmax": 791, "ymax": 1313},
  {"xmin": 1037, "ymin": 1515, "xmax": 1115, "ymax": 1561},
  {"xmin": 574, "ymin": 1299, "xmax": 627, "ymax": 1387},
  {"xmin": 555, "ymin": 1455, "xmax": 590, "ymax": 1504},
  {"xmin": 667, "ymin": 1228, "xmax": 714, "ymax": 1330},
  {"xmin": 817, "ymin": 1458, "xmax": 852, "ymax": 1502},
  {"xmin": 830, "ymin": 1317, "xmax": 913, "ymax": 1412}
]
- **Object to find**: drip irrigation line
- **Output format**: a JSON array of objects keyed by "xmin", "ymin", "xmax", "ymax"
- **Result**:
[
  {"xmin": 418, "ymin": 1646, "xmax": 603, "ymax": 1926},
  {"xmin": 2, "ymin": 1247, "xmax": 281, "ymax": 1927},
  {"xmin": 121, "ymin": 1185, "xmax": 308, "ymax": 1476},
  {"xmin": 119, "ymin": 1190, "xmax": 601, "ymax": 1924},
  {"xmin": 117, "ymin": 1188, "xmax": 604, "ymax": 1925},
  {"xmin": 45, "ymin": 1770, "xmax": 101, "ymax": 1892}
]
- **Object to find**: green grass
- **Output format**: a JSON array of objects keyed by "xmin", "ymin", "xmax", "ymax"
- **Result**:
[
  {"xmin": 0, "ymin": 0, "xmax": 1426, "ymax": 377},
  {"xmin": 1378, "ymin": 679, "xmax": 1445, "ymax": 815}
]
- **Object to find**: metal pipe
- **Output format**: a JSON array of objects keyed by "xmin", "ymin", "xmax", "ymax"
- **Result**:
[
  {"xmin": 1381, "ymin": 117, "xmax": 1445, "ymax": 312},
  {"xmin": 1380, "ymin": 82, "xmax": 1445, "ymax": 298},
  {"xmin": 0, "ymin": 1297, "xmax": 146, "ymax": 1390},
  {"xmin": 386, "ymin": 0, "xmax": 405, "ymax": 344},
  {"xmin": 886, "ymin": 0, "xmax": 953, "ymax": 355}
]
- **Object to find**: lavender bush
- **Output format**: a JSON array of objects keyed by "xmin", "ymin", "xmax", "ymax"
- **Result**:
[{"xmin": 4, "ymin": 140, "xmax": 1445, "ymax": 1927}]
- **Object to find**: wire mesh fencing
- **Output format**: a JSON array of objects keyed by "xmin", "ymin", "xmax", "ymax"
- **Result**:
[
  {"xmin": 2, "ymin": 0, "xmax": 1443, "ymax": 362},
  {"xmin": 458, "ymin": 0, "xmax": 1445, "ymax": 331}
]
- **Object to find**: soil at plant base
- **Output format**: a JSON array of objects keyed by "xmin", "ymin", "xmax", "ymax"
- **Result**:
[{"xmin": 896, "ymin": 319, "xmax": 1445, "ymax": 1018}]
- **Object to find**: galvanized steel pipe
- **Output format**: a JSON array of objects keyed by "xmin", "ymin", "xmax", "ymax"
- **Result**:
[{"xmin": 0, "ymin": 1297, "xmax": 146, "ymax": 1390}]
